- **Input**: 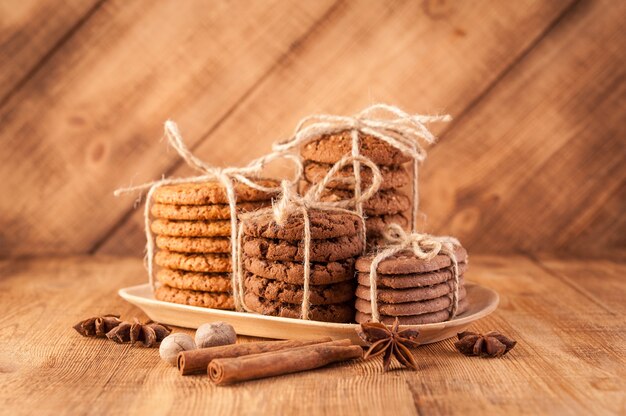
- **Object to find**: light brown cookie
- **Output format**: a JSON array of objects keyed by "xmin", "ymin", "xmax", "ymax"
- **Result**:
[
  {"xmin": 152, "ymin": 178, "xmax": 279, "ymax": 205},
  {"xmin": 242, "ymin": 257, "xmax": 355, "ymax": 285},
  {"xmin": 355, "ymin": 298, "xmax": 470, "ymax": 325},
  {"xmin": 155, "ymin": 251, "xmax": 231, "ymax": 273},
  {"xmin": 244, "ymin": 272, "xmax": 355, "ymax": 305},
  {"xmin": 241, "ymin": 209, "xmax": 361, "ymax": 240},
  {"xmin": 303, "ymin": 161, "xmax": 410, "ymax": 190},
  {"xmin": 155, "ymin": 236, "xmax": 230, "ymax": 253},
  {"xmin": 300, "ymin": 131, "xmax": 411, "ymax": 165},
  {"xmin": 151, "ymin": 201, "xmax": 270, "ymax": 221},
  {"xmin": 155, "ymin": 285, "xmax": 234, "ymax": 310},
  {"xmin": 151, "ymin": 219, "xmax": 231, "ymax": 237},
  {"xmin": 304, "ymin": 186, "xmax": 411, "ymax": 216},
  {"xmin": 355, "ymin": 277, "xmax": 465, "ymax": 303},
  {"xmin": 357, "ymin": 263, "xmax": 468, "ymax": 289},
  {"xmin": 244, "ymin": 292, "xmax": 354, "ymax": 323},
  {"xmin": 355, "ymin": 287, "xmax": 467, "ymax": 316},
  {"xmin": 356, "ymin": 246, "xmax": 468, "ymax": 275},
  {"xmin": 156, "ymin": 269, "xmax": 232, "ymax": 292},
  {"xmin": 241, "ymin": 234, "xmax": 364, "ymax": 262}
]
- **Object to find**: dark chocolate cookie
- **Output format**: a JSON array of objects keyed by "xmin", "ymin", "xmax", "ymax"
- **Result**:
[
  {"xmin": 356, "ymin": 246, "xmax": 468, "ymax": 275},
  {"xmin": 354, "ymin": 287, "xmax": 467, "ymax": 316},
  {"xmin": 356, "ymin": 263, "xmax": 468, "ymax": 288},
  {"xmin": 244, "ymin": 292, "xmax": 354, "ymax": 323},
  {"xmin": 355, "ymin": 298, "xmax": 470, "ymax": 325},
  {"xmin": 244, "ymin": 273, "xmax": 355, "ymax": 305},
  {"xmin": 241, "ymin": 234, "xmax": 363, "ymax": 262},
  {"xmin": 241, "ymin": 209, "xmax": 361, "ymax": 240},
  {"xmin": 242, "ymin": 257, "xmax": 355, "ymax": 285}
]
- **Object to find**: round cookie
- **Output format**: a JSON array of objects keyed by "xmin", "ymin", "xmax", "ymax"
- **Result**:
[
  {"xmin": 357, "ymin": 262, "xmax": 468, "ymax": 288},
  {"xmin": 241, "ymin": 234, "xmax": 364, "ymax": 262},
  {"xmin": 365, "ymin": 212, "xmax": 409, "ymax": 237},
  {"xmin": 151, "ymin": 219, "xmax": 231, "ymax": 237},
  {"xmin": 156, "ymin": 269, "xmax": 232, "ymax": 292},
  {"xmin": 155, "ymin": 285, "xmax": 235, "ymax": 310},
  {"xmin": 152, "ymin": 178, "xmax": 279, "ymax": 205},
  {"xmin": 355, "ymin": 277, "xmax": 465, "ymax": 303},
  {"xmin": 242, "ymin": 257, "xmax": 355, "ymax": 285},
  {"xmin": 243, "ymin": 272, "xmax": 355, "ymax": 305},
  {"xmin": 151, "ymin": 201, "xmax": 270, "ymax": 220},
  {"xmin": 300, "ymin": 131, "xmax": 411, "ymax": 165},
  {"xmin": 156, "ymin": 236, "xmax": 230, "ymax": 253},
  {"xmin": 155, "ymin": 251, "xmax": 231, "ymax": 272},
  {"xmin": 355, "ymin": 298, "xmax": 470, "ymax": 325},
  {"xmin": 241, "ymin": 210, "xmax": 361, "ymax": 241},
  {"xmin": 308, "ymin": 187, "xmax": 411, "ymax": 216},
  {"xmin": 355, "ymin": 287, "xmax": 467, "ymax": 316},
  {"xmin": 356, "ymin": 246, "xmax": 468, "ymax": 274},
  {"xmin": 303, "ymin": 161, "xmax": 410, "ymax": 190},
  {"xmin": 244, "ymin": 292, "xmax": 354, "ymax": 323}
]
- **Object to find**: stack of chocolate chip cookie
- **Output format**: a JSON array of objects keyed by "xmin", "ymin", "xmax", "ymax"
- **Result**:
[
  {"xmin": 354, "ymin": 246, "xmax": 469, "ymax": 324},
  {"xmin": 299, "ymin": 131, "xmax": 412, "ymax": 245},
  {"xmin": 239, "ymin": 210, "xmax": 365, "ymax": 323},
  {"xmin": 151, "ymin": 179, "xmax": 278, "ymax": 309}
]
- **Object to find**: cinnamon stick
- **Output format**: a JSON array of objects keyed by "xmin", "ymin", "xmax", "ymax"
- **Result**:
[
  {"xmin": 207, "ymin": 339, "xmax": 363, "ymax": 385},
  {"xmin": 178, "ymin": 337, "xmax": 333, "ymax": 375}
]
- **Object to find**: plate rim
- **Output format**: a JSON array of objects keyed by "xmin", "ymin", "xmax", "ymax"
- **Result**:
[{"xmin": 118, "ymin": 281, "xmax": 499, "ymax": 331}]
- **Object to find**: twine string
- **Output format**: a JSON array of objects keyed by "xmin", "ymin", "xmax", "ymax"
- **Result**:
[
  {"xmin": 273, "ymin": 103, "xmax": 451, "ymax": 232},
  {"xmin": 368, "ymin": 224, "xmax": 462, "ymax": 323},
  {"xmin": 114, "ymin": 121, "xmax": 302, "ymax": 308},
  {"xmin": 237, "ymin": 155, "xmax": 383, "ymax": 319}
]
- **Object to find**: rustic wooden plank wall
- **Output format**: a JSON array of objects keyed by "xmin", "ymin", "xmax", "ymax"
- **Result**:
[{"xmin": 0, "ymin": 0, "xmax": 624, "ymax": 259}]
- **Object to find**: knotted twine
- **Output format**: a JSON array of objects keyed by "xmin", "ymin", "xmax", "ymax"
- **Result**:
[
  {"xmin": 114, "ymin": 121, "xmax": 303, "ymax": 299},
  {"xmin": 273, "ymin": 103, "xmax": 451, "ymax": 234},
  {"xmin": 368, "ymin": 224, "xmax": 463, "ymax": 323},
  {"xmin": 235, "ymin": 155, "xmax": 383, "ymax": 319}
]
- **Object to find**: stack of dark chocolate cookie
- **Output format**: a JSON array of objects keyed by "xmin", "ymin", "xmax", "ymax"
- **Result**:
[
  {"xmin": 240, "ymin": 210, "xmax": 365, "ymax": 323},
  {"xmin": 354, "ymin": 246, "xmax": 469, "ymax": 324},
  {"xmin": 150, "ymin": 180, "xmax": 277, "ymax": 309},
  {"xmin": 299, "ymin": 131, "xmax": 412, "ymax": 245}
]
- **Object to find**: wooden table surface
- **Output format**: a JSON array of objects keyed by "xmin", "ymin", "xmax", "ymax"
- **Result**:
[{"xmin": 1, "ymin": 255, "xmax": 624, "ymax": 415}]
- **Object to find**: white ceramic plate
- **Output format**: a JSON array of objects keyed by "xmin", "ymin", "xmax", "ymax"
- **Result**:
[{"xmin": 119, "ymin": 282, "xmax": 498, "ymax": 346}]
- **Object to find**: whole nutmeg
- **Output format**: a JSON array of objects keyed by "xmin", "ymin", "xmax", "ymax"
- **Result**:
[
  {"xmin": 159, "ymin": 333, "xmax": 196, "ymax": 365},
  {"xmin": 195, "ymin": 322, "xmax": 236, "ymax": 349}
]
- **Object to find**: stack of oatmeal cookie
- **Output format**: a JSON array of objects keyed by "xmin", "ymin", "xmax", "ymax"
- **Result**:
[
  {"xmin": 151, "ymin": 180, "xmax": 277, "ymax": 309},
  {"xmin": 239, "ymin": 210, "xmax": 365, "ymax": 323},
  {"xmin": 299, "ymin": 132, "xmax": 412, "ymax": 246},
  {"xmin": 354, "ymin": 245, "xmax": 469, "ymax": 324}
]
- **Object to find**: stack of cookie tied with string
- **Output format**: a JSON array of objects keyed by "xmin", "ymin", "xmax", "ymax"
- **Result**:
[
  {"xmin": 299, "ymin": 132, "xmax": 412, "ymax": 246},
  {"xmin": 150, "ymin": 180, "xmax": 278, "ymax": 309},
  {"xmin": 354, "ymin": 245, "xmax": 469, "ymax": 324},
  {"xmin": 240, "ymin": 209, "xmax": 365, "ymax": 323}
]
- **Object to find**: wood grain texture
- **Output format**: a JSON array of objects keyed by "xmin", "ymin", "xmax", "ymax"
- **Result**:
[
  {"xmin": 0, "ymin": 0, "xmax": 336, "ymax": 256},
  {"xmin": 0, "ymin": 0, "xmax": 624, "ymax": 259},
  {"xmin": 1, "ymin": 255, "xmax": 624, "ymax": 415},
  {"xmin": 96, "ymin": 0, "xmax": 576, "ymax": 256},
  {"xmin": 0, "ymin": 0, "xmax": 102, "ymax": 101},
  {"xmin": 420, "ymin": 0, "xmax": 626, "ymax": 259}
]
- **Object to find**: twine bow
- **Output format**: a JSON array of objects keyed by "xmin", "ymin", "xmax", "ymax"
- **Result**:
[
  {"xmin": 273, "ymin": 103, "xmax": 451, "ymax": 232},
  {"xmin": 114, "ymin": 121, "xmax": 302, "ymax": 293},
  {"xmin": 236, "ymin": 154, "xmax": 383, "ymax": 318},
  {"xmin": 368, "ymin": 224, "xmax": 463, "ymax": 323}
]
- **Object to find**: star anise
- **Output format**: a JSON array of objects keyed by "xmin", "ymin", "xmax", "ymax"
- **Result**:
[
  {"xmin": 73, "ymin": 314, "xmax": 122, "ymax": 337},
  {"xmin": 106, "ymin": 318, "xmax": 172, "ymax": 347},
  {"xmin": 356, "ymin": 318, "xmax": 420, "ymax": 371},
  {"xmin": 455, "ymin": 331, "xmax": 516, "ymax": 357}
]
